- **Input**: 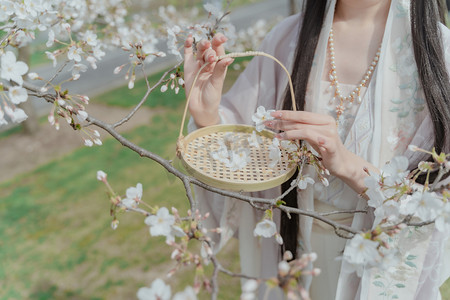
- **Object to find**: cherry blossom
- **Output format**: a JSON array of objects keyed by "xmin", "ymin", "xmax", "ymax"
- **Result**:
[
  {"xmin": 404, "ymin": 191, "xmax": 443, "ymax": 221},
  {"xmin": 1, "ymin": 51, "xmax": 28, "ymax": 85},
  {"xmin": 240, "ymin": 279, "xmax": 258, "ymax": 300},
  {"xmin": 381, "ymin": 156, "xmax": 409, "ymax": 185},
  {"xmin": 247, "ymin": 131, "xmax": 261, "ymax": 148},
  {"xmin": 291, "ymin": 175, "xmax": 315, "ymax": 190},
  {"xmin": 4, "ymin": 106, "xmax": 27, "ymax": 123},
  {"xmin": 226, "ymin": 150, "xmax": 250, "ymax": 171},
  {"xmin": 67, "ymin": 45, "xmax": 83, "ymax": 62},
  {"xmin": 268, "ymin": 138, "xmax": 281, "ymax": 168},
  {"xmin": 137, "ymin": 278, "xmax": 171, "ymax": 300},
  {"xmin": 343, "ymin": 234, "xmax": 380, "ymax": 276},
  {"xmin": 252, "ymin": 106, "xmax": 275, "ymax": 132},
  {"xmin": 253, "ymin": 219, "xmax": 277, "ymax": 238},
  {"xmin": 145, "ymin": 207, "xmax": 175, "ymax": 238},
  {"xmin": 8, "ymin": 86, "xmax": 28, "ymax": 104},
  {"xmin": 121, "ymin": 183, "xmax": 143, "ymax": 209},
  {"xmin": 173, "ymin": 286, "xmax": 197, "ymax": 300}
]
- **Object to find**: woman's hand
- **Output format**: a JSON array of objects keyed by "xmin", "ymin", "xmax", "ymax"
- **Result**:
[
  {"xmin": 184, "ymin": 33, "xmax": 234, "ymax": 127},
  {"xmin": 265, "ymin": 110, "xmax": 378, "ymax": 193}
]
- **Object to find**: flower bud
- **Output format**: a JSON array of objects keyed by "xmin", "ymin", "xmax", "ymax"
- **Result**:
[
  {"xmin": 96, "ymin": 170, "xmax": 107, "ymax": 181},
  {"xmin": 111, "ymin": 219, "xmax": 119, "ymax": 230},
  {"xmin": 278, "ymin": 260, "xmax": 290, "ymax": 277}
]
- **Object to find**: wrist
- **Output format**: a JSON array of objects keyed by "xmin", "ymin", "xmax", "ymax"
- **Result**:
[
  {"xmin": 191, "ymin": 108, "xmax": 220, "ymax": 128},
  {"xmin": 335, "ymin": 150, "xmax": 374, "ymax": 194}
]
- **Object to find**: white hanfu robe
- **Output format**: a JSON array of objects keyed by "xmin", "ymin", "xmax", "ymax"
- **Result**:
[{"xmin": 188, "ymin": 0, "xmax": 450, "ymax": 298}]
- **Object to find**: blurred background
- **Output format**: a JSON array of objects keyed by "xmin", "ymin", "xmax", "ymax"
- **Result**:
[{"xmin": 0, "ymin": 0, "xmax": 449, "ymax": 299}]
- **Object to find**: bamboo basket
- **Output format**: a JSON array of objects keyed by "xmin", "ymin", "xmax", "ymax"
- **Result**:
[{"xmin": 176, "ymin": 51, "xmax": 298, "ymax": 192}]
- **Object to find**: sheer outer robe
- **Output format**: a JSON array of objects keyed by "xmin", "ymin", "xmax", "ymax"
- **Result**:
[{"xmin": 188, "ymin": 0, "xmax": 450, "ymax": 298}]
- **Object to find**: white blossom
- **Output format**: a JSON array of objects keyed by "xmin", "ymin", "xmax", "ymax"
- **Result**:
[
  {"xmin": 45, "ymin": 51, "xmax": 57, "ymax": 67},
  {"xmin": 46, "ymin": 29, "xmax": 55, "ymax": 47},
  {"xmin": 381, "ymin": 156, "xmax": 409, "ymax": 185},
  {"xmin": 241, "ymin": 279, "xmax": 258, "ymax": 300},
  {"xmin": 67, "ymin": 45, "xmax": 83, "ymax": 62},
  {"xmin": 121, "ymin": 183, "xmax": 143, "ymax": 209},
  {"xmin": 344, "ymin": 234, "xmax": 380, "ymax": 275},
  {"xmin": 84, "ymin": 139, "xmax": 93, "ymax": 147},
  {"xmin": 1, "ymin": 51, "xmax": 29, "ymax": 85},
  {"xmin": 145, "ymin": 207, "xmax": 175, "ymax": 238},
  {"xmin": 253, "ymin": 219, "xmax": 277, "ymax": 238},
  {"xmin": 404, "ymin": 191, "xmax": 443, "ymax": 221},
  {"xmin": 173, "ymin": 286, "xmax": 197, "ymax": 300},
  {"xmin": 252, "ymin": 106, "xmax": 274, "ymax": 132},
  {"xmin": 226, "ymin": 150, "xmax": 249, "ymax": 171},
  {"xmin": 278, "ymin": 260, "xmax": 290, "ymax": 276},
  {"xmin": 27, "ymin": 72, "xmax": 39, "ymax": 80},
  {"xmin": 247, "ymin": 131, "xmax": 261, "ymax": 148},
  {"xmin": 4, "ymin": 106, "xmax": 27, "ymax": 123},
  {"xmin": 291, "ymin": 175, "xmax": 315, "ymax": 190},
  {"xmin": 82, "ymin": 30, "xmax": 98, "ymax": 46},
  {"xmin": 8, "ymin": 86, "xmax": 28, "ymax": 104},
  {"xmin": 210, "ymin": 140, "xmax": 230, "ymax": 165},
  {"xmin": 70, "ymin": 63, "xmax": 87, "ymax": 78},
  {"xmin": 137, "ymin": 279, "xmax": 171, "ymax": 300},
  {"xmin": 86, "ymin": 56, "xmax": 97, "ymax": 69},
  {"xmin": 203, "ymin": 3, "xmax": 223, "ymax": 19},
  {"xmin": 268, "ymin": 138, "xmax": 281, "ymax": 168}
]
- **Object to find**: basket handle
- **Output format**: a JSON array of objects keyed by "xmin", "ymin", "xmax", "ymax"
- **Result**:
[{"xmin": 178, "ymin": 51, "xmax": 297, "ymax": 140}]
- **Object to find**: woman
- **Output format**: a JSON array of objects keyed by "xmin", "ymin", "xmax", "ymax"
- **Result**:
[{"xmin": 184, "ymin": 0, "xmax": 450, "ymax": 298}]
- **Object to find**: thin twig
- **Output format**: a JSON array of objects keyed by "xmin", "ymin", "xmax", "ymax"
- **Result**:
[{"xmin": 113, "ymin": 61, "xmax": 183, "ymax": 128}]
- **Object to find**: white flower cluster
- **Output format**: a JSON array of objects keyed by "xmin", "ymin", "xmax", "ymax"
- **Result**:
[
  {"xmin": 365, "ymin": 155, "xmax": 448, "ymax": 230},
  {"xmin": 343, "ymin": 148, "xmax": 449, "ymax": 276},
  {"xmin": 210, "ymin": 132, "xmax": 256, "ymax": 171},
  {"xmin": 145, "ymin": 207, "xmax": 186, "ymax": 244},
  {"xmin": 158, "ymin": 3, "xmax": 237, "ymax": 61}
]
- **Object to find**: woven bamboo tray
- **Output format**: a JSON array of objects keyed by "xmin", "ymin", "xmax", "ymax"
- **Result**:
[{"xmin": 176, "ymin": 51, "xmax": 298, "ymax": 192}]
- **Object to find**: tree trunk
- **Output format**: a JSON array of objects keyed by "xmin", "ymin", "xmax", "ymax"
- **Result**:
[{"xmin": 17, "ymin": 46, "xmax": 39, "ymax": 135}]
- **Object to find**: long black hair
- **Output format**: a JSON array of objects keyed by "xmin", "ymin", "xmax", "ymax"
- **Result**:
[{"xmin": 280, "ymin": 0, "xmax": 450, "ymax": 259}]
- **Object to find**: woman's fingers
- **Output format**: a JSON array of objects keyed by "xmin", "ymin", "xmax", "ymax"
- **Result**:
[
  {"xmin": 211, "ymin": 33, "xmax": 227, "ymax": 57},
  {"xmin": 270, "ymin": 110, "xmax": 335, "ymax": 125}
]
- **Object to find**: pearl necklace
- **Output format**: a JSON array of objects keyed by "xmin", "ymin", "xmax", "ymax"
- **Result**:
[{"xmin": 328, "ymin": 28, "xmax": 381, "ymax": 121}]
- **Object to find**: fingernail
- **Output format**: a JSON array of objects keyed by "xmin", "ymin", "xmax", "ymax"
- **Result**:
[
  {"xmin": 276, "ymin": 132, "xmax": 286, "ymax": 139},
  {"xmin": 265, "ymin": 121, "xmax": 273, "ymax": 127},
  {"xmin": 271, "ymin": 111, "xmax": 282, "ymax": 118}
]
